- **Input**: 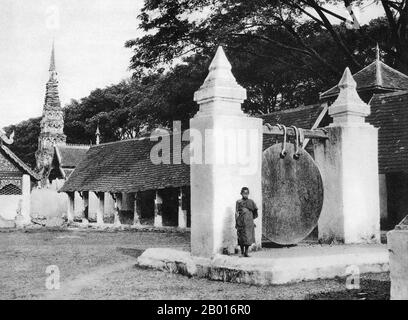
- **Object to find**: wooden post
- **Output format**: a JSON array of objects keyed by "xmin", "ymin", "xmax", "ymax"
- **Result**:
[
  {"xmin": 178, "ymin": 187, "xmax": 187, "ymax": 228},
  {"xmin": 95, "ymin": 192, "xmax": 104, "ymax": 225},
  {"xmin": 82, "ymin": 191, "xmax": 89, "ymax": 223},
  {"xmin": 67, "ymin": 192, "xmax": 75, "ymax": 222},
  {"xmin": 133, "ymin": 192, "xmax": 141, "ymax": 225},
  {"xmin": 154, "ymin": 190, "xmax": 163, "ymax": 227}
]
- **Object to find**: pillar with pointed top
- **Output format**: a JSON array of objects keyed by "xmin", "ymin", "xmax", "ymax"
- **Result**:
[
  {"xmin": 328, "ymin": 67, "xmax": 371, "ymax": 125},
  {"xmin": 190, "ymin": 46, "xmax": 263, "ymax": 257},
  {"xmin": 194, "ymin": 46, "xmax": 246, "ymax": 116},
  {"xmin": 314, "ymin": 67, "xmax": 380, "ymax": 244}
]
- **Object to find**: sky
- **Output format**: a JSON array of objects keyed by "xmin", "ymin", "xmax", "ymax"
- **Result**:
[
  {"xmin": 0, "ymin": 0, "xmax": 385, "ymax": 129},
  {"xmin": 0, "ymin": 0, "xmax": 143, "ymax": 128}
]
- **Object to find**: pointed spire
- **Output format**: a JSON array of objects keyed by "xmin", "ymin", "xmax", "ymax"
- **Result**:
[
  {"xmin": 207, "ymin": 46, "xmax": 232, "ymax": 75},
  {"xmin": 338, "ymin": 67, "xmax": 357, "ymax": 90},
  {"xmin": 201, "ymin": 46, "xmax": 237, "ymax": 87},
  {"xmin": 375, "ymin": 44, "xmax": 383, "ymax": 86},
  {"xmin": 95, "ymin": 123, "xmax": 101, "ymax": 145},
  {"xmin": 329, "ymin": 67, "xmax": 370, "ymax": 125},
  {"xmin": 49, "ymin": 41, "xmax": 56, "ymax": 72},
  {"xmin": 193, "ymin": 46, "xmax": 246, "ymax": 116},
  {"xmin": 376, "ymin": 43, "xmax": 380, "ymax": 62}
]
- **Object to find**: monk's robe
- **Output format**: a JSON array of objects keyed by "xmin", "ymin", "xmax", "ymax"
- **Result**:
[{"xmin": 235, "ymin": 199, "xmax": 258, "ymax": 246}]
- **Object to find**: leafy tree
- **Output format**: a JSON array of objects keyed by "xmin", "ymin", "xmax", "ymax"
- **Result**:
[
  {"xmin": 3, "ymin": 117, "xmax": 41, "ymax": 168},
  {"xmin": 126, "ymin": 8, "xmax": 390, "ymax": 112},
  {"xmin": 125, "ymin": 0, "xmax": 408, "ymax": 79},
  {"xmin": 126, "ymin": 0, "xmax": 359, "ymax": 75},
  {"xmin": 64, "ymin": 80, "xmax": 148, "ymax": 144}
]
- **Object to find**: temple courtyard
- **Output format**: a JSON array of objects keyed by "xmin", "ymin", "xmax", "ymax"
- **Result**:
[{"xmin": 0, "ymin": 228, "xmax": 390, "ymax": 300}]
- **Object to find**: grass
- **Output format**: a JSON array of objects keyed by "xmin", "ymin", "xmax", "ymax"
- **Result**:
[{"xmin": 0, "ymin": 228, "xmax": 390, "ymax": 300}]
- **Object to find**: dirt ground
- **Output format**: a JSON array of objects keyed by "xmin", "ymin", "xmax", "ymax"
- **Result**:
[{"xmin": 0, "ymin": 229, "xmax": 390, "ymax": 300}]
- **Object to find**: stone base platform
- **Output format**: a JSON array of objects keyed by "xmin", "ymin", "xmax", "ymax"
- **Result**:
[{"xmin": 136, "ymin": 244, "xmax": 389, "ymax": 285}]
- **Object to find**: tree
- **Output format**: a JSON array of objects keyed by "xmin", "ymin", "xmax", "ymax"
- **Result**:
[
  {"xmin": 3, "ymin": 117, "xmax": 41, "ymax": 168},
  {"xmin": 126, "ymin": 0, "xmax": 391, "ymax": 111},
  {"xmin": 380, "ymin": 0, "xmax": 408, "ymax": 73},
  {"xmin": 126, "ymin": 0, "xmax": 358, "ymax": 75},
  {"xmin": 64, "ymin": 80, "xmax": 149, "ymax": 145}
]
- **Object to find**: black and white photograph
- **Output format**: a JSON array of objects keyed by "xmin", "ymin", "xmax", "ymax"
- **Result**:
[{"xmin": 0, "ymin": 0, "xmax": 407, "ymax": 306}]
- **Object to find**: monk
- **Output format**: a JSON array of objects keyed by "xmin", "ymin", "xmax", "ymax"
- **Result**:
[{"xmin": 235, "ymin": 187, "xmax": 258, "ymax": 257}]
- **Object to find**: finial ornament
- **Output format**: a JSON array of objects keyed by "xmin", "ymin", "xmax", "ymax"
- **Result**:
[
  {"xmin": 95, "ymin": 123, "xmax": 101, "ymax": 145},
  {"xmin": 337, "ymin": 67, "xmax": 357, "ymax": 90},
  {"xmin": 329, "ymin": 67, "xmax": 370, "ymax": 126},
  {"xmin": 193, "ymin": 46, "xmax": 246, "ymax": 116},
  {"xmin": 49, "ymin": 41, "xmax": 57, "ymax": 80},
  {"xmin": 376, "ymin": 43, "xmax": 380, "ymax": 62}
]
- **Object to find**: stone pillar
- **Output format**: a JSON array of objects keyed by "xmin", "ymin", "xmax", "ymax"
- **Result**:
[
  {"xmin": 113, "ymin": 193, "xmax": 122, "ymax": 226},
  {"xmin": 20, "ymin": 174, "xmax": 31, "ymax": 225},
  {"xmin": 190, "ymin": 47, "xmax": 263, "ymax": 257},
  {"xmin": 82, "ymin": 191, "xmax": 89, "ymax": 223},
  {"xmin": 178, "ymin": 188, "xmax": 187, "ymax": 228},
  {"xmin": 314, "ymin": 68, "xmax": 380, "ymax": 244},
  {"xmin": 133, "ymin": 192, "xmax": 141, "ymax": 225},
  {"xmin": 154, "ymin": 190, "xmax": 163, "ymax": 227},
  {"xmin": 67, "ymin": 192, "xmax": 75, "ymax": 222},
  {"xmin": 388, "ymin": 221, "xmax": 408, "ymax": 299},
  {"xmin": 95, "ymin": 192, "xmax": 104, "ymax": 225}
]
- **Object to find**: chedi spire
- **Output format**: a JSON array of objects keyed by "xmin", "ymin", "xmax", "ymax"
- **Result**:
[{"xmin": 35, "ymin": 42, "xmax": 66, "ymax": 183}]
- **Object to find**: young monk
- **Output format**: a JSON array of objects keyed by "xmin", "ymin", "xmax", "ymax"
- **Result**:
[{"xmin": 235, "ymin": 187, "xmax": 258, "ymax": 257}]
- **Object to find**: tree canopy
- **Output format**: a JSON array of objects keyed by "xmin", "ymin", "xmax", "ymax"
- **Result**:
[{"xmin": 4, "ymin": 1, "xmax": 408, "ymax": 168}]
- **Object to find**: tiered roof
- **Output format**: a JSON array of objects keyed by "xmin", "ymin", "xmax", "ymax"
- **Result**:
[{"xmin": 320, "ymin": 48, "xmax": 408, "ymax": 101}]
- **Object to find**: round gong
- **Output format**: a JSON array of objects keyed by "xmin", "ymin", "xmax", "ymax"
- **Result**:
[{"xmin": 262, "ymin": 143, "xmax": 324, "ymax": 245}]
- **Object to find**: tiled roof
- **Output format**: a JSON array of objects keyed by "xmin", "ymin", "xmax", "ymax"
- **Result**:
[
  {"xmin": 261, "ymin": 104, "xmax": 325, "ymax": 129},
  {"xmin": 0, "ymin": 144, "xmax": 40, "ymax": 180},
  {"xmin": 260, "ymin": 104, "xmax": 327, "ymax": 151},
  {"xmin": 320, "ymin": 60, "xmax": 408, "ymax": 100},
  {"xmin": 55, "ymin": 144, "xmax": 90, "ymax": 168},
  {"xmin": 368, "ymin": 90, "xmax": 408, "ymax": 173},
  {"xmin": 60, "ymin": 135, "xmax": 190, "ymax": 193}
]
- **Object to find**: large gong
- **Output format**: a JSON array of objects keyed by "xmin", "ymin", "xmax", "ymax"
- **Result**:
[{"xmin": 262, "ymin": 143, "xmax": 324, "ymax": 245}]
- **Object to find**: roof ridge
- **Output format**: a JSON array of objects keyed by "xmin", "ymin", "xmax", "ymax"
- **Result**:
[
  {"xmin": 376, "ymin": 59, "xmax": 383, "ymax": 86},
  {"xmin": 0, "ymin": 145, "xmax": 40, "ymax": 179},
  {"xmin": 380, "ymin": 61, "xmax": 408, "ymax": 79},
  {"xmin": 63, "ymin": 143, "xmax": 91, "ymax": 149},
  {"xmin": 90, "ymin": 133, "xmax": 177, "ymax": 148},
  {"xmin": 261, "ymin": 104, "xmax": 322, "ymax": 117}
]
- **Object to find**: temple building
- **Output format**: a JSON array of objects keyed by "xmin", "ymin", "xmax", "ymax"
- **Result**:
[
  {"xmin": 49, "ymin": 144, "xmax": 90, "ymax": 188},
  {"xmin": 35, "ymin": 42, "xmax": 66, "ymax": 184},
  {"xmin": 60, "ymin": 133, "xmax": 190, "ymax": 227},
  {"xmin": 0, "ymin": 130, "xmax": 39, "ymax": 226}
]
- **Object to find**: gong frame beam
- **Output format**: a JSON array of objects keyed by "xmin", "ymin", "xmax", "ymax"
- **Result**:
[{"xmin": 263, "ymin": 125, "xmax": 328, "ymax": 140}]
